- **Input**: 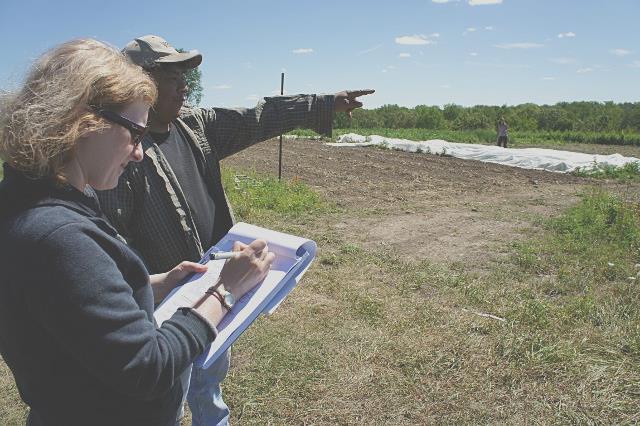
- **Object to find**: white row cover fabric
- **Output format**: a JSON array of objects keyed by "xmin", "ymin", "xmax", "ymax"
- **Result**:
[{"xmin": 326, "ymin": 133, "xmax": 640, "ymax": 173}]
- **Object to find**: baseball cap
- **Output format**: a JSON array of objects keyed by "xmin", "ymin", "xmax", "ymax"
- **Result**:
[{"xmin": 122, "ymin": 35, "xmax": 202, "ymax": 69}]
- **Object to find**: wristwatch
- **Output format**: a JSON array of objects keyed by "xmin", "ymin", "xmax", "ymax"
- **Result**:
[{"xmin": 208, "ymin": 283, "xmax": 235, "ymax": 311}]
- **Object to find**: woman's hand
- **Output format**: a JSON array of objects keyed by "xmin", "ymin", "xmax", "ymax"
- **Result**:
[
  {"xmin": 219, "ymin": 239, "xmax": 275, "ymax": 299},
  {"xmin": 150, "ymin": 261, "xmax": 208, "ymax": 304},
  {"xmin": 180, "ymin": 240, "xmax": 276, "ymax": 328}
]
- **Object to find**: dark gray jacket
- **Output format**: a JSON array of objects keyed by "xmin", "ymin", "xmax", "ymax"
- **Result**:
[{"xmin": 0, "ymin": 164, "xmax": 215, "ymax": 426}]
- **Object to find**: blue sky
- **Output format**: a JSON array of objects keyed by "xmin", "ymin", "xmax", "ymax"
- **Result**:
[{"xmin": 1, "ymin": 0, "xmax": 638, "ymax": 109}]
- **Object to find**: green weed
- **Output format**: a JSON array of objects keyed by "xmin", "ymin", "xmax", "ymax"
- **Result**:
[
  {"xmin": 221, "ymin": 166, "xmax": 331, "ymax": 224},
  {"xmin": 573, "ymin": 161, "xmax": 640, "ymax": 181}
]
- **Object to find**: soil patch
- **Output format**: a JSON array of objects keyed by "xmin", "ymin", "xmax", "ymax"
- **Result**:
[{"xmin": 224, "ymin": 138, "xmax": 628, "ymax": 268}]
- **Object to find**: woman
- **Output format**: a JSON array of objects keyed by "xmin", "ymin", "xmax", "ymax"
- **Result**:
[{"xmin": 0, "ymin": 39, "xmax": 274, "ymax": 425}]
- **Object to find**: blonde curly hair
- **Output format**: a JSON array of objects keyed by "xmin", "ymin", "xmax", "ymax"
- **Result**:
[{"xmin": 0, "ymin": 39, "xmax": 157, "ymax": 182}]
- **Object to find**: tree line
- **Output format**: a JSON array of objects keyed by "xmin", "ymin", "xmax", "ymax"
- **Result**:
[
  {"xmin": 333, "ymin": 101, "xmax": 640, "ymax": 133},
  {"xmin": 179, "ymin": 71, "xmax": 638, "ymax": 134}
]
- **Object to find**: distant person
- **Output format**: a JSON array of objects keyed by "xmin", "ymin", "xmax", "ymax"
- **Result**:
[
  {"xmin": 96, "ymin": 34, "xmax": 374, "ymax": 425},
  {"xmin": 497, "ymin": 116, "xmax": 509, "ymax": 148},
  {"xmin": 0, "ymin": 39, "xmax": 274, "ymax": 425}
]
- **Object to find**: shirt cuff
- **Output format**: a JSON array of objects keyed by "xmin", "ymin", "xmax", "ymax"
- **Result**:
[{"xmin": 177, "ymin": 307, "xmax": 218, "ymax": 342}]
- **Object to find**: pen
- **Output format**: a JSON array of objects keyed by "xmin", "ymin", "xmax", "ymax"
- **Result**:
[{"xmin": 209, "ymin": 251, "xmax": 238, "ymax": 261}]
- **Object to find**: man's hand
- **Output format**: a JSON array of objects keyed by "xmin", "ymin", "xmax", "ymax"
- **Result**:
[{"xmin": 334, "ymin": 89, "xmax": 375, "ymax": 118}]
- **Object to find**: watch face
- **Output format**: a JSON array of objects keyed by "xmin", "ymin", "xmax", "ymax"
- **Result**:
[{"xmin": 223, "ymin": 292, "xmax": 235, "ymax": 308}]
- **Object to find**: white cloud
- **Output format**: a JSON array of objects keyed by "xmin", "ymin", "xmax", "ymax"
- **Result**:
[
  {"xmin": 398, "ymin": 53, "xmax": 411, "ymax": 58},
  {"xmin": 246, "ymin": 95, "xmax": 259, "ymax": 101},
  {"xmin": 463, "ymin": 27, "xmax": 477, "ymax": 36},
  {"xmin": 548, "ymin": 57, "xmax": 576, "ymax": 64},
  {"xmin": 631, "ymin": 60, "xmax": 640, "ymax": 68},
  {"xmin": 469, "ymin": 52, "xmax": 479, "ymax": 56},
  {"xmin": 469, "ymin": 0, "xmax": 502, "ymax": 5},
  {"xmin": 441, "ymin": 84, "xmax": 451, "ymax": 89},
  {"xmin": 357, "ymin": 44, "xmax": 383, "ymax": 55},
  {"xmin": 432, "ymin": 0, "xmax": 459, "ymax": 3},
  {"xmin": 542, "ymin": 77, "xmax": 556, "ymax": 81},
  {"xmin": 494, "ymin": 42, "xmax": 543, "ymax": 49},
  {"xmin": 292, "ymin": 48, "xmax": 314, "ymax": 54},
  {"xmin": 395, "ymin": 34, "xmax": 437, "ymax": 45},
  {"xmin": 211, "ymin": 84, "xmax": 232, "ymax": 90},
  {"xmin": 557, "ymin": 32, "xmax": 576, "ymax": 38},
  {"xmin": 610, "ymin": 48, "xmax": 631, "ymax": 56},
  {"xmin": 485, "ymin": 26, "xmax": 494, "ymax": 30},
  {"xmin": 577, "ymin": 67, "xmax": 593, "ymax": 74}
]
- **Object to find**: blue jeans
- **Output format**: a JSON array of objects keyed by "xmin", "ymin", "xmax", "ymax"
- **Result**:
[{"xmin": 181, "ymin": 349, "xmax": 231, "ymax": 426}]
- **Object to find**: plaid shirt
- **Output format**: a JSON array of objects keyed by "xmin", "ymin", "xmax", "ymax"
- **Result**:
[{"xmin": 96, "ymin": 94, "xmax": 335, "ymax": 274}]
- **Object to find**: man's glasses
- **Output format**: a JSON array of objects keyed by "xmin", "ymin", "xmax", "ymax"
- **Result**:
[{"xmin": 90, "ymin": 106, "xmax": 148, "ymax": 147}]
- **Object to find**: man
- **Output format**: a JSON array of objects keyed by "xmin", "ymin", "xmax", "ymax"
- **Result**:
[
  {"xmin": 97, "ymin": 34, "xmax": 373, "ymax": 425},
  {"xmin": 497, "ymin": 116, "xmax": 509, "ymax": 148}
]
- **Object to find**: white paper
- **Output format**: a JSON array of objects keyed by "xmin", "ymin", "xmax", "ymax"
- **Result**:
[
  {"xmin": 153, "ymin": 261, "xmax": 226, "ymax": 326},
  {"xmin": 153, "ymin": 222, "xmax": 316, "ymax": 368}
]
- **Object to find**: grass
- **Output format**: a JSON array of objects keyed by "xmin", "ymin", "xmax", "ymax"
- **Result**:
[
  {"xmin": 495, "ymin": 190, "xmax": 640, "ymax": 422},
  {"xmin": 3, "ymin": 166, "xmax": 640, "ymax": 423},
  {"xmin": 220, "ymin": 166, "xmax": 334, "ymax": 226},
  {"xmin": 0, "ymin": 361, "xmax": 24, "ymax": 424},
  {"xmin": 220, "ymin": 188, "xmax": 640, "ymax": 423}
]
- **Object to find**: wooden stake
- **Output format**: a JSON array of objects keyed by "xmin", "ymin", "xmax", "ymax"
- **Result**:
[{"xmin": 278, "ymin": 72, "xmax": 284, "ymax": 181}]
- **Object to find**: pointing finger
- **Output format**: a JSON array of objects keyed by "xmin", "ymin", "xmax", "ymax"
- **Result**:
[{"xmin": 346, "ymin": 89, "xmax": 375, "ymax": 98}]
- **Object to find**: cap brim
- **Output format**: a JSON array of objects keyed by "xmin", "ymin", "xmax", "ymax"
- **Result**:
[{"xmin": 155, "ymin": 50, "xmax": 202, "ymax": 69}]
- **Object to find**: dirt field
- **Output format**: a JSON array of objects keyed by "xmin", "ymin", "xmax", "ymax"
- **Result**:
[{"xmin": 225, "ymin": 138, "xmax": 613, "ymax": 269}]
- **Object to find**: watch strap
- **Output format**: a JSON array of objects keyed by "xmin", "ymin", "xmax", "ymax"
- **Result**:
[{"xmin": 205, "ymin": 286, "xmax": 231, "ymax": 310}]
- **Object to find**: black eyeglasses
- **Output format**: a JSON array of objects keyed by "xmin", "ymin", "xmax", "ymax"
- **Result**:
[{"xmin": 90, "ymin": 106, "xmax": 148, "ymax": 147}]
